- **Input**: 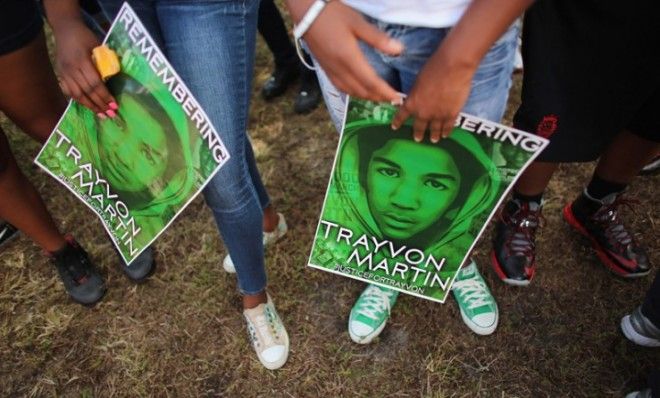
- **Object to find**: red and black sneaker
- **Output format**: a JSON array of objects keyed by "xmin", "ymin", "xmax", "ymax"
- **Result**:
[
  {"xmin": 563, "ymin": 191, "xmax": 650, "ymax": 278},
  {"xmin": 491, "ymin": 199, "xmax": 543, "ymax": 286}
]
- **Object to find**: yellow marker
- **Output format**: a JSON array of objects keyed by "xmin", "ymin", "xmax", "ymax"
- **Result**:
[{"xmin": 92, "ymin": 45, "xmax": 120, "ymax": 81}]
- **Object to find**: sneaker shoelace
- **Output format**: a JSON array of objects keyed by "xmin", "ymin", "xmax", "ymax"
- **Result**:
[
  {"xmin": 253, "ymin": 313, "xmax": 275, "ymax": 346},
  {"xmin": 592, "ymin": 197, "xmax": 637, "ymax": 248},
  {"xmin": 503, "ymin": 203, "xmax": 544, "ymax": 258},
  {"xmin": 356, "ymin": 287, "xmax": 394, "ymax": 321},
  {"xmin": 452, "ymin": 278, "xmax": 491, "ymax": 310}
]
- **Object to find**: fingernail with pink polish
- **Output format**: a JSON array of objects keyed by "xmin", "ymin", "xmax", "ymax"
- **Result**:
[
  {"xmin": 106, "ymin": 109, "xmax": 116, "ymax": 118},
  {"xmin": 97, "ymin": 112, "xmax": 107, "ymax": 119},
  {"xmin": 109, "ymin": 102, "xmax": 118, "ymax": 110}
]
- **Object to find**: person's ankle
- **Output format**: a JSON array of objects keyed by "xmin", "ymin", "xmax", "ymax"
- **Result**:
[
  {"xmin": 585, "ymin": 174, "xmax": 627, "ymax": 201},
  {"xmin": 243, "ymin": 290, "xmax": 268, "ymax": 309},
  {"xmin": 263, "ymin": 207, "xmax": 278, "ymax": 232},
  {"xmin": 44, "ymin": 236, "xmax": 69, "ymax": 254},
  {"xmin": 512, "ymin": 190, "xmax": 544, "ymax": 205}
]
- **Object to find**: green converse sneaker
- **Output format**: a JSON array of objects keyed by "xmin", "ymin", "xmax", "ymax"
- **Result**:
[
  {"xmin": 348, "ymin": 284, "xmax": 399, "ymax": 344},
  {"xmin": 223, "ymin": 213, "xmax": 287, "ymax": 273},
  {"xmin": 243, "ymin": 294, "xmax": 289, "ymax": 370},
  {"xmin": 451, "ymin": 259, "xmax": 498, "ymax": 335}
]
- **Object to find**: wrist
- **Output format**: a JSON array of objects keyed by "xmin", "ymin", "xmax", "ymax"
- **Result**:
[
  {"xmin": 285, "ymin": 0, "xmax": 315, "ymax": 22},
  {"xmin": 49, "ymin": 15, "xmax": 87, "ymax": 36},
  {"xmin": 293, "ymin": 0, "xmax": 330, "ymax": 40},
  {"xmin": 432, "ymin": 40, "xmax": 480, "ymax": 74}
]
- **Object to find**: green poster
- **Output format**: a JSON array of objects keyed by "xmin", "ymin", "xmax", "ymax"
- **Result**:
[
  {"xmin": 35, "ymin": 3, "xmax": 228, "ymax": 264},
  {"xmin": 309, "ymin": 98, "xmax": 549, "ymax": 303}
]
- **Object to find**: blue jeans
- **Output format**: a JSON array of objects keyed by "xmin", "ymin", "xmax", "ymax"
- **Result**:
[
  {"xmin": 98, "ymin": 0, "xmax": 268, "ymax": 295},
  {"xmin": 313, "ymin": 18, "xmax": 520, "ymax": 130}
]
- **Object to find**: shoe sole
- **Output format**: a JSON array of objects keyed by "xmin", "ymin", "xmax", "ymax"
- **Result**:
[
  {"xmin": 348, "ymin": 318, "xmax": 388, "ymax": 345},
  {"xmin": 562, "ymin": 204, "xmax": 650, "ymax": 279},
  {"xmin": 0, "ymin": 228, "xmax": 19, "ymax": 251},
  {"xmin": 459, "ymin": 308, "xmax": 498, "ymax": 336},
  {"xmin": 116, "ymin": 250, "xmax": 157, "ymax": 283},
  {"xmin": 620, "ymin": 315, "xmax": 660, "ymax": 347},
  {"xmin": 73, "ymin": 286, "xmax": 107, "ymax": 307},
  {"xmin": 639, "ymin": 157, "xmax": 660, "ymax": 176},
  {"xmin": 222, "ymin": 255, "xmax": 236, "ymax": 274},
  {"xmin": 489, "ymin": 250, "xmax": 533, "ymax": 287},
  {"xmin": 126, "ymin": 258, "xmax": 157, "ymax": 284},
  {"xmin": 258, "ymin": 327, "xmax": 290, "ymax": 370}
]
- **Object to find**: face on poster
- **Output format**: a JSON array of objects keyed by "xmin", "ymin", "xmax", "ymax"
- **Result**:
[
  {"xmin": 309, "ymin": 99, "xmax": 548, "ymax": 303},
  {"xmin": 36, "ymin": 3, "xmax": 228, "ymax": 264}
]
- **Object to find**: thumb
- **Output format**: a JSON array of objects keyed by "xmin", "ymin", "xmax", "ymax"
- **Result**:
[{"xmin": 354, "ymin": 20, "xmax": 404, "ymax": 56}]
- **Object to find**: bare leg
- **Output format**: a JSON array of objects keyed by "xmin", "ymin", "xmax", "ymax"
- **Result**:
[
  {"xmin": 243, "ymin": 291, "xmax": 268, "ymax": 309},
  {"xmin": 0, "ymin": 30, "xmax": 67, "ymax": 144},
  {"xmin": 593, "ymin": 130, "xmax": 660, "ymax": 184},
  {"xmin": 0, "ymin": 130, "xmax": 66, "ymax": 252},
  {"xmin": 512, "ymin": 161, "xmax": 559, "ymax": 196},
  {"xmin": 0, "ymin": 28, "xmax": 72, "ymax": 252},
  {"xmin": 263, "ymin": 205, "xmax": 279, "ymax": 232}
]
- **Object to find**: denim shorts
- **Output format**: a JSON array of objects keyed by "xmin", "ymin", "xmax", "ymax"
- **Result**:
[{"xmin": 312, "ymin": 17, "xmax": 520, "ymax": 130}]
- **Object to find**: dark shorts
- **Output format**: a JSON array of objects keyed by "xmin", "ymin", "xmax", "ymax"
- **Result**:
[
  {"xmin": 0, "ymin": 0, "xmax": 42, "ymax": 56},
  {"xmin": 514, "ymin": 0, "xmax": 660, "ymax": 162}
]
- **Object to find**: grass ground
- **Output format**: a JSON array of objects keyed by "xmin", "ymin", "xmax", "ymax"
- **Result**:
[{"xmin": 0, "ymin": 25, "xmax": 658, "ymax": 398}]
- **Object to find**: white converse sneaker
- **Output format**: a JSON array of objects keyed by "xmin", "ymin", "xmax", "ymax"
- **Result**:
[
  {"xmin": 223, "ymin": 213, "xmax": 288, "ymax": 273},
  {"xmin": 243, "ymin": 294, "xmax": 289, "ymax": 370}
]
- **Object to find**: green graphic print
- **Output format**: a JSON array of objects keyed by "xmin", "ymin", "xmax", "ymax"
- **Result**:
[
  {"xmin": 36, "ymin": 10, "xmax": 219, "ymax": 263},
  {"xmin": 310, "ymin": 99, "xmax": 542, "ymax": 303}
]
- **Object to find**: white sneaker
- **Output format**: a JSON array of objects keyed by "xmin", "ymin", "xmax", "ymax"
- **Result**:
[
  {"xmin": 243, "ymin": 294, "xmax": 289, "ymax": 370},
  {"xmin": 223, "ymin": 213, "xmax": 288, "ymax": 273},
  {"xmin": 451, "ymin": 260, "xmax": 499, "ymax": 336},
  {"xmin": 620, "ymin": 306, "xmax": 660, "ymax": 347}
]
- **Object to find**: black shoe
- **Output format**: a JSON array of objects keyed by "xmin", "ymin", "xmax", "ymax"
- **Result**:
[
  {"xmin": 491, "ymin": 199, "xmax": 543, "ymax": 286},
  {"xmin": 563, "ymin": 191, "xmax": 650, "ymax": 278},
  {"xmin": 639, "ymin": 155, "xmax": 660, "ymax": 176},
  {"xmin": 294, "ymin": 71, "xmax": 321, "ymax": 114},
  {"xmin": 0, "ymin": 221, "xmax": 19, "ymax": 250},
  {"xmin": 261, "ymin": 62, "xmax": 300, "ymax": 101},
  {"xmin": 50, "ymin": 238, "xmax": 106, "ymax": 305},
  {"xmin": 119, "ymin": 246, "xmax": 156, "ymax": 283},
  {"xmin": 625, "ymin": 389, "xmax": 653, "ymax": 398}
]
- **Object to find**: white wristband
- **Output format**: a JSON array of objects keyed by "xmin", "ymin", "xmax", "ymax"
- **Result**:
[{"xmin": 293, "ymin": 0, "xmax": 329, "ymax": 40}]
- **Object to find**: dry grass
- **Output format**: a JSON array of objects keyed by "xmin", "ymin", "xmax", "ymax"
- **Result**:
[{"xmin": 1, "ymin": 28, "xmax": 658, "ymax": 398}]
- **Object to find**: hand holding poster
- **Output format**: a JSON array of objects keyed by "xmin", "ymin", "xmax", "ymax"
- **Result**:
[
  {"xmin": 309, "ymin": 98, "xmax": 549, "ymax": 303},
  {"xmin": 35, "ymin": 3, "xmax": 228, "ymax": 264}
]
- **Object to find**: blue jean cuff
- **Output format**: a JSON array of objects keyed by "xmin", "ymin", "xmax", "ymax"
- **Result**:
[{"xmin": 239, "ymin": 286, "xmax": 266, "ymax": 296}]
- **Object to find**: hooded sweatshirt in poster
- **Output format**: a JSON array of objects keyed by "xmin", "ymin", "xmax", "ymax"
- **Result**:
[
  {"xmin": 309, "ymin": 99, "xmax": 548, "ymax": 303},
  {"xmin": 35, "ymin": 3, "xmax": 228, "ymax": 264}
]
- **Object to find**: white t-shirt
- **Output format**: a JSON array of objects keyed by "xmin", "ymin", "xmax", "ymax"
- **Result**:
[{"xmin": 342, "ymin": 0, "xmax": 471, "ymax": 28}]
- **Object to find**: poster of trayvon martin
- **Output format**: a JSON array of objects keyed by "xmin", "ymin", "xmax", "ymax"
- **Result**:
[
  {"xmin": 309, "ymin": 98, "xmax": 549, "ymax": 303},
  {"xmin": 35, "ymin": 3, "xmax": 228, "ymax": 264}
]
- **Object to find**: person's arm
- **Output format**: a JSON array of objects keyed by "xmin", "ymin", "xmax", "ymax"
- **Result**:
[
  {"xmin": 391, "ymin": 0, "xmax": 533, "ymax": 143},
  {"xmin": 284, "ymin": 0, "xmax": 404, "ymax": 103},
  {"xmin": 43, "ymin": 0, "xmax": 116, "ymax": 116}
]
